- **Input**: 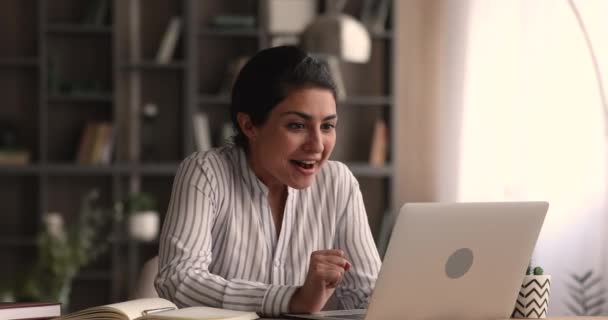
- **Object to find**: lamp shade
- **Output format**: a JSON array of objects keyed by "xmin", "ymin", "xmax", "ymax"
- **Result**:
[{"xmin": 300, "ymin": 13, "xmax": 371, "ymax": 63}]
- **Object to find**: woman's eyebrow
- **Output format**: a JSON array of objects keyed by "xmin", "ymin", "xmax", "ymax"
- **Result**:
[{"xmin": 280, "ymin": 111, "xmax": 338, "ymax": 121}]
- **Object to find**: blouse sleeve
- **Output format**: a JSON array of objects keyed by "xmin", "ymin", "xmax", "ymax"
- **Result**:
[
  {"xmin": 333, "ymin": 165, "xmax": 382, "ymax": 309},
  {"xmin": 154, "ymin": 154, "xmax": 298, "ymax": 316}
]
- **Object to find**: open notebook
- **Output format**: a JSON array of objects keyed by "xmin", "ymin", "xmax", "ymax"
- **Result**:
[{"xmin": 53, "ymin": 298, "xmax": 259, "ymax": 320}]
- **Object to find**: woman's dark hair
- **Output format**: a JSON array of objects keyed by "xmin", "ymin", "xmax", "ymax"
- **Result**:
[{"xmin": 230, "ymin": 45, "xmax": 337, "ymax": 150}]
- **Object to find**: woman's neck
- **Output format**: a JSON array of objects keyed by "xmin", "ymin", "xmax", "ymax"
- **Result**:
[
  {"xmin": 246, "ymin": 148, "xmax": 286, "ymax": 195},
  {"xmin": 246, "ymin": 150, "xmax": 288, "ymax": 234}
]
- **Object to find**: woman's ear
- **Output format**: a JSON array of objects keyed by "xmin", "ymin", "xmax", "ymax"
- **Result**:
[{"xmin": 237, "ymin": 112, "xmax": 257, "ymax": 141}]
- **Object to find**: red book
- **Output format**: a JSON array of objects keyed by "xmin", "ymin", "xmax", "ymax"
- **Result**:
[{"xmin": 0, "ymin": 302, "xmax": 61, "ymax": 319}]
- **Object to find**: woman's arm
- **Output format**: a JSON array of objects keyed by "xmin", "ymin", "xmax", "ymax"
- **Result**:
[
  {"xmin": 154, "ymin": 154, "xmax": 298, "ymax": 316},
  {"xmin": 333, "ymin": 171, "xmax": 382, "ymax": 309}
]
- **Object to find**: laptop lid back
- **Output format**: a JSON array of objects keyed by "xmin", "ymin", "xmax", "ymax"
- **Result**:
[{"xmin": 365, "ymin": 201, "xmax": 548, "ymax": 320}]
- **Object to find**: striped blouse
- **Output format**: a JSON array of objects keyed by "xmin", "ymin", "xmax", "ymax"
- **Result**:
[{"xmin": 155, "ymin": 146, "xmax": 381, "ymax": 317}]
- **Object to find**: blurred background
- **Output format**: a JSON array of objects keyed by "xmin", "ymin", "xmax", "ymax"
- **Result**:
[{"xmin": 0, "ymin": 0, "xmax": 607, "ymax": 316}]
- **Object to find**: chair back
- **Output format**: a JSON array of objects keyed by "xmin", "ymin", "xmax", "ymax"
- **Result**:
[{"xmin": 133, "ymin": 255, "xmax": 160, "ymax": 298}]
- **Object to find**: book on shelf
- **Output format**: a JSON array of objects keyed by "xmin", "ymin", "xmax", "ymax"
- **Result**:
[
  {"xmin": 369, "ymin": 118, "xmax": 388, "ymax": 166},
  {"xmin": 210, "ymin": 15, "xmax": 256, "ymax": 29},
  {"xmin": 54, "ymin": 297, "xmax": 258, "ymax": 320},
  {"xmin": 360, "ymin": 0, "xmax": 392, "ymax": 33},
  {"xmin": 193, "ymin": 112, "xmax": 212, "ymax": 153},
  {"xmin": 0, "ymin": 149, "xmax": 30, "ymax": 165},
  {"xmin": 83, "ymin": 0, "xmax": 109, "ymax": 26},
  {"xmin": 76, "ymin": 122, "xmax": 114, "ymax": 165},
  {"xmin": 219, "ymin": 122, "xmax": 234, "ymax": 147},
  {"xmin": 326, "ymin": 57, "xmax": 346, "ymax": 101},
  {"xmin": 0, "ymin": 301, "xmax": 61, "ymax": 320},
  {"xmin": 218, "ymin": 56, "xmax": 249, "ymax": 95},
  {"xmin": 156, "ymin": 17, "xmax": 182, "ymax": 64}
]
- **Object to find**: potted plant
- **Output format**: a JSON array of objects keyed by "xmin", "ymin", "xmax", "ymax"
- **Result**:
[
  {"xmin": 19, "ymin": 189, "xmax": 115, "ymax": 311},
  {"xmin": 126, "ymin": 192, "xmax": 160, "ymax": 242},
  {"xmin": 513, "ymin": 264, "xmax": 551, "ymax": 318}
]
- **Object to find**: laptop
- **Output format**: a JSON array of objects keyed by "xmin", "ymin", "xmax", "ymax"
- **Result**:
[{"xmin": 287, "ymin": 201, "xmax": 548, "ymax": 320}]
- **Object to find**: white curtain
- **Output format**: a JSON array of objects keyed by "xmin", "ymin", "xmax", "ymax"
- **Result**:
[{"xmin": 456, "ymin": 0, "xmax": 608, "ymax": 315}]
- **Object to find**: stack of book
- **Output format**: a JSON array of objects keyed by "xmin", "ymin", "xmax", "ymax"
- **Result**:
[
  {"xmin": 76, "ymin": 121, "xmax": 114, "ymax": 165},
  {"xmin": 0, "ymin": 301, "xmax": 61, "ymax": 320},
  {"xmin": 0, "ymin": 149, "xmax": 30, "ymax": 165}
]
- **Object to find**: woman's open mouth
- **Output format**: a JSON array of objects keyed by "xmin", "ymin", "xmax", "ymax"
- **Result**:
[
  {"xmin": 290, "ymin": 160, "xmax": 318, "ymax": 175},
  {"xmin": 291, "ymin": 160, "xmax": 315, "ymax": 169}
]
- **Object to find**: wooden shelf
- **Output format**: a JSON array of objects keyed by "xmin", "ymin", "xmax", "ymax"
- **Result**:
[
  {"xmin": 198, "ymin": 94, "xmax": 230, "ymax": 105},
  {"xmin": 198, "ymin": 28, "xmax": 261, "ymax": 38},
  {"xmin": 35, "ymin": 163, "xmax": 391, "ymax": 177},
  {"xmin": 0, "ymin": 57, "xmax": 39, "ymax": 67},
  {"xmin": 0, "ymin": 236, "xmax": 37, "ymax": 246},
  {"xmin": 44, "ymin": 164, "xmax": 117, "ymax": 175},
  {"xmin": 0, "ymin": 165, "xmax": 42, "ymax": 175},
  {"xmin": 0, "ymin": 162, "xmax": 391, "ymax": 178},
  {"xmin": 118, "ymin": 238, "xmax": 160, "ymax": 246},
  {"xmin": 197, "ymin": 95, "xmax": 391, "ymax": 106},
  {"xmin": 372, "ymin": 30, "xmax": 393, "ymax": 40},
  {"xmin": 46, "ymin": 24, "xmax": 112, "ymax": 36},
  {"xmin": 32, "ymin": 163, "xmax": 181, "ymax": 176},
  {"xmin": 116, "ymin": 163, "xmax": 179, "ymax": 176},
  {"xmin": 346, "ymin": 162, "xmax": 393, "ymax": 177},
  {"xmin": 47, "ymin": 93, "xmax": 113, "ymax": 103},
  {"xmin": 0, "ymin": 163, "xmax": 183, "ymax": 176},
  {"xmin": 341, "ymin": 96, "xmax": 393, "ymax": 106},
  {"xmin": 269, "ymin": 30, "xmax": 393, "ymax": 40},
  {"xmin": 76, "ymin": 270, "xmax": 113, "ymax": 281},
  {"xmin": 122, "ymin": 61, "xmax": 185, "ymax": 71}
]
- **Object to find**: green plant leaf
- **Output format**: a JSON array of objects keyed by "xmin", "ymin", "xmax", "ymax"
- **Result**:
[{"xmin": 126, "ymin": 192, "xmax": 157, "ymax": 213}]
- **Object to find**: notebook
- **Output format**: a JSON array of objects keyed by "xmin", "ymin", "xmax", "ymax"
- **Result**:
[
  {"xmin": 287, "ymin": 201, "xmax": 549, "ymax": 320},
  {"xmin": 53, "ymin": 297, "xmax": 258, "ymax": 320}
]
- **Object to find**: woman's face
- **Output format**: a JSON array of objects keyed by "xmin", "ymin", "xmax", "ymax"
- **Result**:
[{"xmin": 246, "ymin": 87, "xmax": 337, "ymax": 190}]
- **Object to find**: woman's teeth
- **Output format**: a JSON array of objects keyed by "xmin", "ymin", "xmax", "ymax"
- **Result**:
[{"xmin": 292, "ymin": 160, "xmax": 315, "ymax": 169}]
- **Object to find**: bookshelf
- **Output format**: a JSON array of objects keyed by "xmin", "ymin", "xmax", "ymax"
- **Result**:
[{"xmin": 0, "ymin": 0, "xmax": 394, "ymax": 311}]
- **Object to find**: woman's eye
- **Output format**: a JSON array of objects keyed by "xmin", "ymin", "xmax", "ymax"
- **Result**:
[
  {"xmin": 321, "ymin": 123, "xmax": 336, "ymax": 130},
  {"xmin": 287, "ymin": 123, "xmax": 305, "ymax": 130}
]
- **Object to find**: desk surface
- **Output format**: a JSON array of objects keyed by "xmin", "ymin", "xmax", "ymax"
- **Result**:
[{"xmin": 260, "ymin": 316, "xmax": 608, "ymax": 320}]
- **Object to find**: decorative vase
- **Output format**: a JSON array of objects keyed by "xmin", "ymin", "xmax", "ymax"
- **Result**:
[
  {"xmin": 512, "ymin": 275, "xmax": 551, "ymax": 318},
  {"xmin": 128, "ymin": 211, "xmax": 160, "ymax": 242},
  {"xmin": 57, "ymin": 272, "xmax": 76, "ymax": 313}
]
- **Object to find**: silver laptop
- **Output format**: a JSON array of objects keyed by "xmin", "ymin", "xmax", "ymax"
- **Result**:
[{"xmin": 288, "ymin": 201, "xmax": 548, "ymax": 320}]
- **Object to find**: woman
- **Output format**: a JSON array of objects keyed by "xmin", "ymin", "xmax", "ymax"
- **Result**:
[{"xmin": 155, "ymin": 46, "xmax": 381, "ymax": 317}]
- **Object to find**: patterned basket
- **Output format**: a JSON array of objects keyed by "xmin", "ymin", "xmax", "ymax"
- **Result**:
[{"xmin": 512, "ymin": 275, "xmax": 551, "ymax": 318}]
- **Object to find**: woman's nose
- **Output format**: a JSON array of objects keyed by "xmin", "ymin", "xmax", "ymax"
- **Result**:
[{"xmin": 304, "ymin": 129, "xmax": 323, "ymax": 153}]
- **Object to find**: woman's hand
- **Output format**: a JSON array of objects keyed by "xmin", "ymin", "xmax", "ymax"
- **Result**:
[{"xmin": 289, "ymin": 249, "xmax": 351, "ymax": 313}]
